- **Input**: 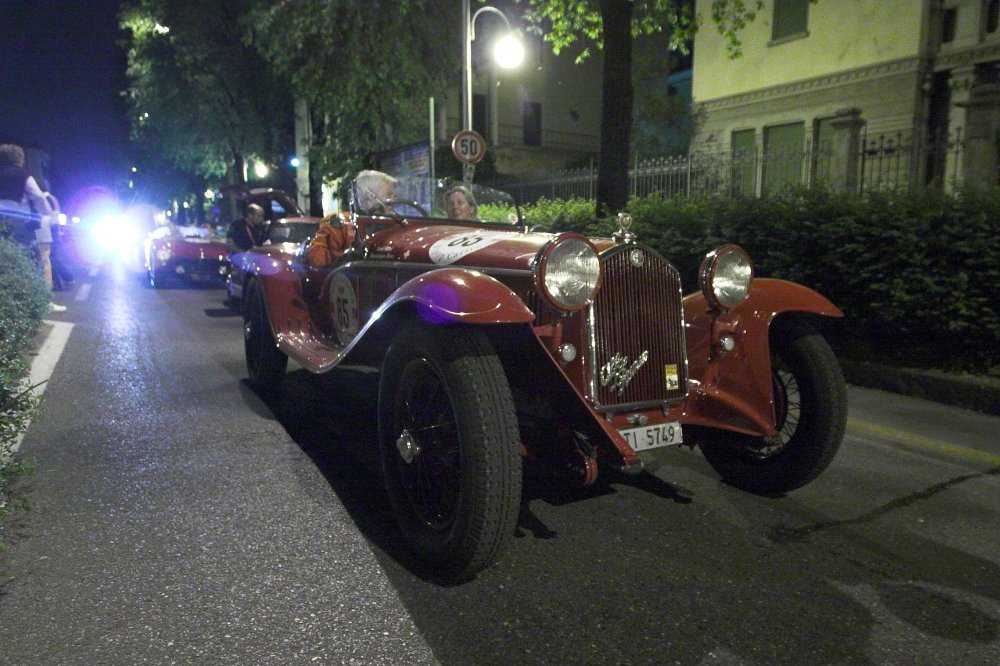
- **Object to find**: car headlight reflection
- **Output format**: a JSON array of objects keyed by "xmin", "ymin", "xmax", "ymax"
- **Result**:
[
  {"xmin": 537, "ymin": 236, "xmax": 602, "ymax": 311},
  {"xmin": 699, "ymin": 244, "xmax": 753, "ymax": 311},
  {"xmin": 156, "ymin": 246, "xmax": 172, "ymax": 263}
]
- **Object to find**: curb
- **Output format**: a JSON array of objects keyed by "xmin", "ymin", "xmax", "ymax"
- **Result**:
[{"xmin": 840, "ymin": 360, "xmax": 1000, "ymax": 417}]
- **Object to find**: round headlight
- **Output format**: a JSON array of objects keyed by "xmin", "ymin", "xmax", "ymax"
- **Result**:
[
  {"xmin": 699, "ymin": 244, "xmax": 753, "ymax": 311},
  {"xmin": 156, "ymin": 246, "xmax": 172, "ymax": 262},
  {"xmin": 537, "ymin": 235, "xmax": 602, "ymax": 311}
]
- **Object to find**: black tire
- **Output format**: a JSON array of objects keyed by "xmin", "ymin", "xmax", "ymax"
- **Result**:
[
  {"xmin": 378, "ymin": 321, "xmax": 521, "ymax": 579},
  {"xmin": 243, "ymin": 280, "xmax": 287, "ymax": 394},
  {"xmin": 148, "ymin": 268, "xmax": 168, "ymax": 289},
  {"xmin": 699, "ymin": 319, "xmax": 847, "ymax": 494}
]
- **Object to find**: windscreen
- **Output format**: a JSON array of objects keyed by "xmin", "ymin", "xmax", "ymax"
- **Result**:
[
  {"xmin": 268, "ymin": 221, "xmax": 321, "ymax": 244},
  {"xmin": 353, "ymin": 176, "xmax": 521, "ymax": 225}
]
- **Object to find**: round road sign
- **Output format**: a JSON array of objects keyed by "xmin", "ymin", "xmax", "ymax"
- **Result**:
[{"xmin": 452, "ymin": 130, "xmax": 487, "ymax": 165}]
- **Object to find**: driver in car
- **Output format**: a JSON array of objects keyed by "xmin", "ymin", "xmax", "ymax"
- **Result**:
[{"xmin": 307, "ymin": 170, "xmax": 396, "ymax": 266}]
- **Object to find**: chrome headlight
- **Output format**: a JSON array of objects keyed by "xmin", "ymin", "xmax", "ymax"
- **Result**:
[
  {"xmin": 536, "ymin": 235, "xmax": 602, "ymax": 311},
  {"xmin": 155, "ymin": 246, "xmax": 172, "ymax": 263},
  {"xmin": 699, "ymin": 244, "xmax": 753, "ymax": 311}
]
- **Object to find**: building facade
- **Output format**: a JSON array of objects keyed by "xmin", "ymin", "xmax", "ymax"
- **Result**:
[
  {"xmin": 434, "ymin": 2, "xmax": 603, "ymax": 177},
  {"xmin": 691, "ymin": 0, "xmax": 1000, "ymax": 193}
]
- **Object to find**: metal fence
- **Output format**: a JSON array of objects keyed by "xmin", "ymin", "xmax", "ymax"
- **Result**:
[{"xmin": 488, "ymin": 130, "xmax": 965, "ymax": 204}]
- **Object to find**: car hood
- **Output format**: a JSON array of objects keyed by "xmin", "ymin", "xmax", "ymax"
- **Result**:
[
  {"xmin": 166, "ymin": 236, "xmax": 230, "ymax": 260},
  {"xmin": 369, "ymin": 223, "xmax": 561, "ymax": 272}
]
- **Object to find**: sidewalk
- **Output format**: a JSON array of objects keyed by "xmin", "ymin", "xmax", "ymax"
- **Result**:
[{"xmin": 840, "ymin": 359, "xmax": 1000, "ymax": 416}]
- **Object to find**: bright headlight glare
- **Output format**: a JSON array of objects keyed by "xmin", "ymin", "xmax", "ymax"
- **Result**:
[
  {"xmin": 541, "ymin": 238, "xmax": 600, "ymax": 310},
  {"xmin": 156, "ymin": 247, "xmax": 172, "ymax": 262}
]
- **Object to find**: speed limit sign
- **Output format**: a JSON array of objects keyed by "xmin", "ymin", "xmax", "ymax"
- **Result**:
[{"xmin": 452, "ymin": 130, "xmax": 487, "ymax": 165}]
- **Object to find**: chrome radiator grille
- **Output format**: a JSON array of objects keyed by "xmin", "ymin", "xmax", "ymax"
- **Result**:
[{"xmin": 589, "ymin": 246, "xmax": 688, "ymax": 410}]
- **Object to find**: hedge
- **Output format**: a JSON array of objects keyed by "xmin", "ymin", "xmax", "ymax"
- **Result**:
[
  {"xmin": 0, "ymin": 236, "xmax": 50, "ymax": 526},
  {"xmin": 521, "ymin": 187, "xmax": 1000, "ymax": 373}
]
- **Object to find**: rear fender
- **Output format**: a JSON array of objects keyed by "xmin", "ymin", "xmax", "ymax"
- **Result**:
[{"xmin": 680, "ymin": 278, "xmax": 843, "ymax": 437}]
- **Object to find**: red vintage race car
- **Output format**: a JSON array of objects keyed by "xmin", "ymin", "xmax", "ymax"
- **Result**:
[
  {"xmin": 239, "ymin": 176, "xmax": 847, "ymax": 579},
  {"xmin": 223, "ymin": 188, "xmax": 322, "ymax": 305},
  {"xmin": 145, "ymin": 222, "xmax": 230, "ymax": 288}
]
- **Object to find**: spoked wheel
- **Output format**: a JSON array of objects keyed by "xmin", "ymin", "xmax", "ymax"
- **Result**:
[
  {"xmin": 379, "ymin": 322, "xmax": 521, "ymax": 580},
  {"xmin": 699, "ymin": 319, "xmax": 847, "ymax": 494},
  {"xmin": 243, "ymin": 280, "xmax": 287, "ymax": 395}
]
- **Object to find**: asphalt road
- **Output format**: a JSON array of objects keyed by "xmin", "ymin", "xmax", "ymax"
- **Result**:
[{"xmin": 2, "ymin": 258, "xmax": 998, "ymax": 665}]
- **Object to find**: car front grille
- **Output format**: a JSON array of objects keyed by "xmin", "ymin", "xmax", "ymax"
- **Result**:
[{"xmin": 589, "ymin": 245, "xmax": 688, "ymax": 411}]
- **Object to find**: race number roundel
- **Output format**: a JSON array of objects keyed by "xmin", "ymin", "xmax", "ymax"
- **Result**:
[
  {"xmin": 451, "ymin": 130, "xmax": 487, "ymax": 165},
  {"xmin": 328, "ymin": 273, "xmax": 359, "ymax": 346}
]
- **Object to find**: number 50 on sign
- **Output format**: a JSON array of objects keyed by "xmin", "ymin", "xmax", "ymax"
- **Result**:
[{"xmin": 451, "ymin": 130, "xmax": 486, "ymax": 165}]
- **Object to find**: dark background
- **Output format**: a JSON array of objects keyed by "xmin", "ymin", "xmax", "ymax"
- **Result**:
[{"xmin": 0, "ymin": 0, "xmax": 128, "ymax": 198}]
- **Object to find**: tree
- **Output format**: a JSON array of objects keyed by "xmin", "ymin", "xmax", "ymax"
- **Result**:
[
  {"xmin": 517, "ymin": 0, "xmax": 763, "ymax": 215},
  {"xmin": 247, "ymin": 0, "xmax": 461, "ymax": 214},
  {"xmin": 121, "ymin": 0, "xmax": 293, "ymax": 201}
]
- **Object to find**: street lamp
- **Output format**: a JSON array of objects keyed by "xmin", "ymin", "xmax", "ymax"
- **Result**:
[{"xmin": 462, "ymin": 0, "xmax": 524, "ymax": 133}]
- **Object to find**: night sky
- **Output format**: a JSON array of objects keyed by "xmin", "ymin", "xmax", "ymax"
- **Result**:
[{"xmin": 0, "ymin": 0, "xmax": 128, "ymax": 199}]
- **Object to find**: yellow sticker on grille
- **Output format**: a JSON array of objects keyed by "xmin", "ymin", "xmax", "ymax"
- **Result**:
[{"xmin": 665, "ymin": 364, "xmax": 679, "ymax": 391}]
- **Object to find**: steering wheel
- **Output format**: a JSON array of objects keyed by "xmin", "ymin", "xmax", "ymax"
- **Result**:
[{"xmin": 384, "ymin": 198, "xmax": 429, "ymax": 217}]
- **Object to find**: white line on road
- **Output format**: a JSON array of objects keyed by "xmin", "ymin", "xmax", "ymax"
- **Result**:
[
  {"xmin": 74, "ymin": 283, "xmax": 92, "ymax": 302},
  {"xmin": 10, "ymin": 320, "xmax": 75, "ymax": 455}
]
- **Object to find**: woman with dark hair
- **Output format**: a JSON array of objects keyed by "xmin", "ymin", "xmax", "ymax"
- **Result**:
[
  {"xmin": 0, "ymin": 144, "xmax": 52, "ymax": 245},
  {"xmin": 0, "ymin": 144, "xmax": 66, "ymax": 311}
]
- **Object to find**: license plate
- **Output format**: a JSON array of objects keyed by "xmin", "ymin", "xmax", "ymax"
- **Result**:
[{"xmin": 620, "ymin": 421, "xmax": 683, "ymax": 451}]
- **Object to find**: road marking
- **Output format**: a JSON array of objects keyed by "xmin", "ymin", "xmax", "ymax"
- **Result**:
[
  {"xmin": 9, "ymin": 320, "xmax": 75, "ymax": 455},
  {"xmin": 849, "ymin": 417, "xmax": 1000, "ymax": 467},
  {"xmin": 74, "ymin": 283, "xmax": 92, "ymax": 301}
]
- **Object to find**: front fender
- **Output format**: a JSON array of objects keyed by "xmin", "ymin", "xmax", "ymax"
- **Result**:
[
  {"xmin": 381, "ymin": 267, "xmax": 535, "ymax": 324},
  {"xmin": 249, "ymin": 262, "xmax": 536, "ymax": 375},
  {"xmin": 680, "ymin": 278, "xmax": 843, "ymax": 437}
]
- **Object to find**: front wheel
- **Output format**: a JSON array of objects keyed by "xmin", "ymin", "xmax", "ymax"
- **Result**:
[
  {"xmin": 148, "ymin": 267, "xmax": 168, "ymax": 289},
  {"xmin": 378, "ymin": 322, "xmax": 521, "ymax": 579},
  {"xmin": 243, "ymin": 280, "xmax": 287, "ymax": 395},
  {"xmin": 699, "ymin": 319, "xmax": 847, "ymax": 494}
]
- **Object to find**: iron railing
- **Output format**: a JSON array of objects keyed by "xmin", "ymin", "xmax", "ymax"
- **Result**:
[{"xmin": 488, "ymin": 131, "xmax": 965, "ymax": 204}]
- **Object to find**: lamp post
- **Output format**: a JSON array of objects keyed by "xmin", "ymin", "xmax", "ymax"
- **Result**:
[{"xmin": 462, "ymin": 0, "xmax": 524, "ymax": 134}]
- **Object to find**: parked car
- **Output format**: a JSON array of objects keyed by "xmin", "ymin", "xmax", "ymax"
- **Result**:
[
  {"xmin": 222, "ymin": 188, "xmax": 322, "ymax": 305},
  {"xmin": 144, "ymin": 222, "xmax": 230, "ymax": 288},
  {"xmin": 239, "ymin": 176, "xmax": 847, "ymax": 579}
]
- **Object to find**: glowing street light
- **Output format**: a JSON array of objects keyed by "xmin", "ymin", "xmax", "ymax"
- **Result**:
[
  {"xmin": 253, "ymin": 162, "xmax": 270, "ymax": 179},
  {"xmin": 462, "ymin": 0, "xmax": 524, "ymax": 132}
]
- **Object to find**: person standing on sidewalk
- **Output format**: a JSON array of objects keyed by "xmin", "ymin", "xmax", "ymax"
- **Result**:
[{"xmin": 0, "ymin": 144, "xmax": 66, "ymax": 312}]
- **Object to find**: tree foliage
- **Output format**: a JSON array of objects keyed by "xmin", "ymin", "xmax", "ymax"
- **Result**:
[
  {"xmin": 121, "ymin": 0, "xmax": 293, "ymax": 185},
  {"xmin": 515, "ymin": 0, "xmax": 761, "ymax": 214},
  {"xmin": 246, "ymin": 0, "xmax": 461, "ymax": 186}
]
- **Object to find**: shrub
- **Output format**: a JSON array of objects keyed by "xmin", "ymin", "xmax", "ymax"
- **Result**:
[
  {"xmin": 517, "ymin": 187, "xmax": 1000, "ymax": 372},
  {"xmin": 0, "ymin": 237, "xmax": 49, "ymax": 527}
]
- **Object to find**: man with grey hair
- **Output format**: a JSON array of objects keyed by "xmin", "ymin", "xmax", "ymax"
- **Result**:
[
  {"xmin": 353, "ymin": 169, "xmax": 397, "ymax": 214},
  {"xmin": 308, "ymin": 170, "xmax": 396, "ymax": 266}
]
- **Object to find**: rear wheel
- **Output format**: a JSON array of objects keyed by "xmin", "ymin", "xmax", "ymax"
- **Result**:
[
  {"xmin": 243, "ymin": 280, "xmax": 287, "ymax": 394},
  {"xmin": 699, "ymin": 319, "xmax": 846, "ymax": 494},
  {"xmin": 378, "ymin": 322, "xmax": 521, "ymax": 579}
]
